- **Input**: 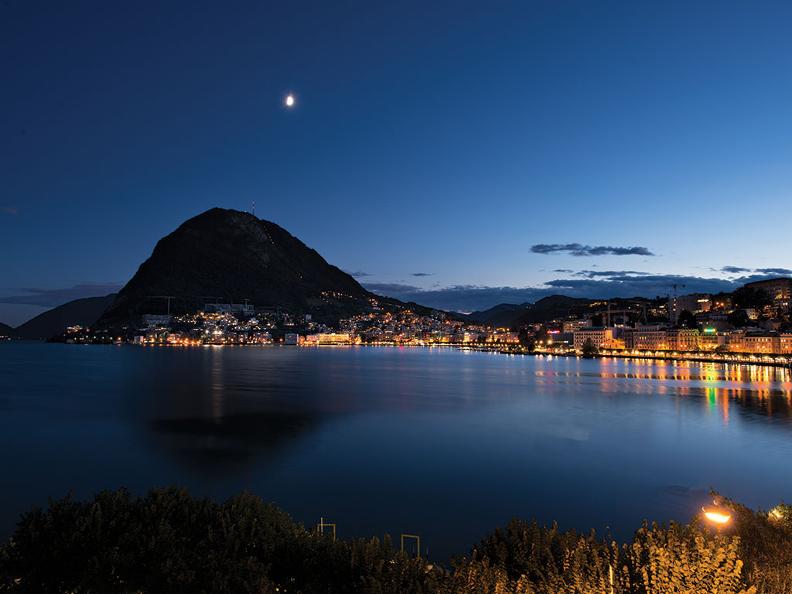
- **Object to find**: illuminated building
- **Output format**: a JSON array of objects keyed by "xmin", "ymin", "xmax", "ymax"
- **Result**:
[
  {"xmin": 728, "ymin": 331, "xmax": 781, "ymax": 354},
  {"xmin": 781, "ymin": 334, "xmax": 792, "ymax": 354},
  {"xmin": 666, "ymin": 328, "xmax": 700, "ymax": 351},
  {"xmin": 624, "ymin": 325, "xmax": 668, "ymax": 350},
  {"xmin": 562, "ymin": 319, "xmax": 592, "ymax": 333},
  {"xmin": 668, "ymin": 293, "xmax": 711, "ymax": 324},
  {"xmin": 573, "ymin": 327, "xmax": 613, "ymax": 351},
  {"xmin": 302, "ymin": 333, "xmax": 351, "ymax": 345},
  {"xmin": 698, "ymin": 327, "xmax": 725, "ymax": 351}
]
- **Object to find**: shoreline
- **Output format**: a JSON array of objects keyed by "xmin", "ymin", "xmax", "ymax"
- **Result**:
[{"xmin": 17, "ymin": 339, "xmax": 792, "ymax": 370}]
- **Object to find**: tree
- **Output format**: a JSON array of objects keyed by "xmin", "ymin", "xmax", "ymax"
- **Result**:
[
  {"xmin": 677, "ymin": 309, "xmax": 698, "ymax": 329},
  {"xmin": 581, "ymin": 338, "xmax": 599, "ymax": 358},
  {"xmin": 517, "ymin": 328, "xmax": 535, "ymax": 351},
  {"xmin": 728, "ymin": 309, "xmax": 750, "ymax": 328},
  {"xmin": 731, "ymin": 287, "xmax": 772, "ymax": 311}
]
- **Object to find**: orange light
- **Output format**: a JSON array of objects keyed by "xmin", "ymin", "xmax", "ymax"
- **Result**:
[{"xmin": 703, "ymin": 509, "xmax": 731, "ymax": 525}]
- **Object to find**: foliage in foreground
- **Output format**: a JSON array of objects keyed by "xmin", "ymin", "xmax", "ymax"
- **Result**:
[{"xmin": 0, "ymin": 487, "xmax": 788, "ymax": 593}]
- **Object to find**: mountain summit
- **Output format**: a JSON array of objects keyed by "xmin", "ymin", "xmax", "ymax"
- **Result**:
[{"xmin": 101, "ymin": 208, "xmax": 373, "ymax": 322}]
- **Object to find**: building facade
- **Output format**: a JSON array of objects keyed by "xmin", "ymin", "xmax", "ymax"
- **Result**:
[{"xmin": 573, "ymin": 328, "xmax": 614, "ymax": 351}]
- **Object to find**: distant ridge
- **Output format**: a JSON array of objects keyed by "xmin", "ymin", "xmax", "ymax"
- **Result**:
[
  {"xmin": 0, "ymin": 322, "xmax": 14, "ymax": 337},
  {"xmin": 100, "ymin": 208, "xmax": 378, "ymax": 324},
  {"xmin": 14, "ymin": 294, "xmax": 116, "ymax": 340},
  {"xmin": 468, "ymin": 295, "xmax": 594, "ymax": 328}
]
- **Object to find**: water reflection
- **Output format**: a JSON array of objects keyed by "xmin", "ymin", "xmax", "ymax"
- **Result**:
[
  {"xmin": 2, "ymin": 343, "xmax": 792, "ymax": 560},
  {"xmin": 125, "ymin": 350, "xmax": 792, "ymax": 474},
  {"xmin": 529, "ymin": 357, "xmax": 792, "ymax": 427},
  {"xmin": 150, "ymin": 411, "xmax": 319, "ymax": 473}
]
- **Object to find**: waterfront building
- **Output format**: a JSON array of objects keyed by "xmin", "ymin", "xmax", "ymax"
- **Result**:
[
  {"xmin": 781, "ymin": 334, "xmax": 792, "ymax": 354},
  {"xmin": 302, "ymin": 333, "xmax": 351, "ymax": 345},
  {"xmin": 698, "ymin": 328, "xmax": 726, "ymax": 351},
  {"xmin": 666, "ymin": 328, "xmax": 700, "ymax": 351},
  {"xmin": 625, "ymin": 325, "xmax": 668, "ymax": 350},
  {"xmin": 728, "ymin": 331, "xmax": 780, "ymax": 354},
  {"xmin": 573, "ymin": 327, "xmax": 614, "ymax": 351},
  {"xmin": 488, "ymin": 331, "xmax": 520, "ymax": 344}
]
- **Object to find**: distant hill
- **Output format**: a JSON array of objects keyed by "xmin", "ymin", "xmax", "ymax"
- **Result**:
[
  {"xmin": 517, "ymin": 295, "xmax": 593, "ymax": 325},
  {"xmin": 14, "ymin": 294, "xmax": 116, "ymax": 340},
  {"xmin": 468, "ymin": 295, "xmax": 663, "ymax": 329},
  {"xmin": 467, "ymin": 303, "xmax": 530, "ymax": 327},
  {"xmin": 0, "ymin": 322, "xmax": 14, "ymax": 338},
  {"xmin": 100, "ymin": 208, "xmax": 378, "ymax": 324},
  {"xmin": 468, "ymin": 295, "xmax": 593, "ymax": 329}
]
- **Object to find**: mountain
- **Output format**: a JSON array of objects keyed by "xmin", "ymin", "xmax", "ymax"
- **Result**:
[
  {"xmin": 517, "ymin": 295, "xmax": 593, "ymax": 325},
  {"xmin": 0, "ymin": 322, "xmax": 14, "ymax": 338},
  {"xmin": 100, "ymin": 208, "xmax": 377, "ymax": 324},
  {"xmin": 468, "ymin": 295, "xmax": 666, "ymax": 329},
  {"xmin": 14, "ymin": 294, "xmax": 116, "ymax": 340},
  {"xmin": 468, "ymin": 295, "xmax": 593, "ymax": 328},
  {"xmin": 467, "ymin": 303, "xmax": 530, "ymax": 327}
]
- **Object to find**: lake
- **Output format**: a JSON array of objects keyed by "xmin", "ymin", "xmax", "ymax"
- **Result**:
[{"xmin": 1, "ymin": 342, "xmax": 791, "ymax": 560}]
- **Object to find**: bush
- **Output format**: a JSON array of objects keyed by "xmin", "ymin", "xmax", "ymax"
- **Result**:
[{"xmin": 1, "ymin": 488, "xmax": 786, "ymax": 593}]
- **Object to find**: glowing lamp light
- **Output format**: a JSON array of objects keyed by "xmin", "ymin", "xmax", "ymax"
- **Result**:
[{"xmin": 702, "ymin": 508, "xmax": 731, "ymax": 525}]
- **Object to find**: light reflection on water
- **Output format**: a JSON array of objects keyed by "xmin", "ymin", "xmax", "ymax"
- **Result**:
[{"xmin": 1, "ymin": 343, "xmax": 791, "ymax": 560}]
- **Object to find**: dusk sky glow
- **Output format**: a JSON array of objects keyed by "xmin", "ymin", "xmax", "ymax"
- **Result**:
[{"xmin": 3, "ymin": 0, "xmax": 792, "ymax": 324}]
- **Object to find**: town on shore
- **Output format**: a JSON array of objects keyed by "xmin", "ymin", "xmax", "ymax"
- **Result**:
[{"xmin": 52, "ymin": 277, "xmax": 792, "ymax": 364}]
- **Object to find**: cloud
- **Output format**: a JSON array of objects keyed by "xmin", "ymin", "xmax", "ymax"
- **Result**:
[
  {"xmin": 541, "ymin": 274, "xmax": 736, "ymax": 295},
  {"xmin": 411, "ymin": 272, "xmax": 433, "ymax": 277},
  {"xmin": 345, "ymin": 270, "xmax": 372, "ymax": 278},
  {"xmin": 0, "ymin": 283, "xmax": 122, "ymax": 307},
  {"xmin": 720, "ymin": 266, "xmax": 752, "ymax": 274},
  {"xmin": 365, "ymin": 269, "xmax": 792, "ymax": 313},
  {"xmin": 719, "ymin": 266, "xmax": 792, "ymax": 276},
  {"xmin": 364, "ymin": 282, "xmax": 422, "ymax": 296},
  {"xmin": 364, "ymin": 283, "xmax": 548, "ymax": 312},
  {"xmin": 531, "ymin": 243, "xmax": 654, "ymax": 257},
  {"xmin": 572, "ymin": 270, "xmax": 650, "ymax": 278},
  {"xmin": 1, "ymin": 206, "xmax": 18, "ymax": 215}
]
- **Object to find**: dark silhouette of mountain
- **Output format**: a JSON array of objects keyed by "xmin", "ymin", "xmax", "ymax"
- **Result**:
[
  {"xmin": 100, "ymin": 208, "xmax": 378, "ymax": 324},
  {"xmin": 14, "ymin": 294, "xmax": 116, "ymax": 340},
  {"xmin": 0, "ymin": 322, "xmax": 14, "ymax": 337},
  {"xmin": 468, "ymin": 295, "xmax": 664, "ymax": 329},
  {"xmin": 467, "ymin": 303, "xmax": 530, "ymax": 327},
  {"xmin": 468, "ymin": 295, "xmax": 593, "ymax": 328}
]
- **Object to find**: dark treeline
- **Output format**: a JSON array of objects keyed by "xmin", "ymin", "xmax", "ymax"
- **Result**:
[{"xmin": 0, "ymin": 488, "xmax": 790, "ymax": 593}]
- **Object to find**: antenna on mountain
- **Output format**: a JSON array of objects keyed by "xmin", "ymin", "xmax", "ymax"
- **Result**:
[{"xmin": 251, "ymin": 200, "xmax": 256, "ymax": 217}]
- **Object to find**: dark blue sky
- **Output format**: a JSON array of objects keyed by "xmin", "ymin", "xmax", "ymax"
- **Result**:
[{"xmin": 3, "ymin": 0, "xmax": 792, "ymax": 324}]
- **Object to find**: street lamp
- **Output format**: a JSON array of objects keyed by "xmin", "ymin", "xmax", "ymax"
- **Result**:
[{"xmin": 702, "ymin": 507, "xmax": 731, "ymax": 526}]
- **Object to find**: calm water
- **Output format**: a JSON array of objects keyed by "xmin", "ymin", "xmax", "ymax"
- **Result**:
[{"xmin": 1, "ymin": 342, "xmax": 792, "ymax": 559}]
